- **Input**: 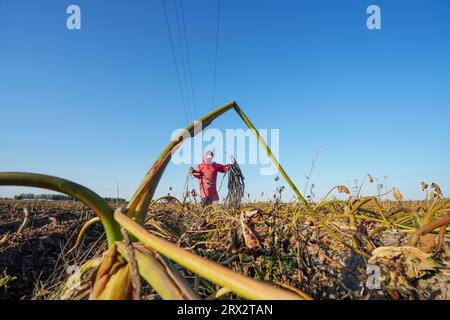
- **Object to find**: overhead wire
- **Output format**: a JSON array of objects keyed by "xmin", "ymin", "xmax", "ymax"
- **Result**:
[
  {"xmin": 172, "ymin": 0, "xmax": 193, "ymax": 122},
  {"xmin": 161, "ymin": 0, "xmax": 191, "ymax": 124},
  {"xmin": 179, "ymin": 0, "xmax": 198, "ymax": 119},
  {"xmin": 212, "ymin": 0, "xmax": 221, "ymax": 108},
  {"xmin": 162, "ymin": 0, "xmax": 221, "ymax": 120}
]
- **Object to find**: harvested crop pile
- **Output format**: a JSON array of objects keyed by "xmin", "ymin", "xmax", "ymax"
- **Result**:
[{"xmin": 224, "ymin": 161, "xmax": 245, "ymax": 209}]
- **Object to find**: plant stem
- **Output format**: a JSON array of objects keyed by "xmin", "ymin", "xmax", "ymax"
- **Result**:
[{"xmin": 0, "ymin": 172, "xmax": 121, "ymax": 247}]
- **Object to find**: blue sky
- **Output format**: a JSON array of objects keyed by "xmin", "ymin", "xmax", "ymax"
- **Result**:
[{"xmin": 1, "ymin": 0, "xmax": 449, "ymax": 201}]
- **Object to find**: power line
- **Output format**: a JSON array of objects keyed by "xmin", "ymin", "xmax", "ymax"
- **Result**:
[
  {"xmin": 180, "ymin": 0, "xmax": 197, "ymax": 119},
  {"xmin": 172, "ymin": 0, "xmax": 193, "ymax": 122},
  {"xmin": 212, "ymin": 0, "xmax": 221, "ymax": 107},
  {"xmin": 161, "ymin": 0, "xmax": 190, "ymax": 124}
]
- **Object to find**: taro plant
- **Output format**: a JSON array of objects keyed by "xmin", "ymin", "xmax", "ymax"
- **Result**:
[{"xmin": 0, "ymin": 101, "xmax": 307, "ymax": 300}]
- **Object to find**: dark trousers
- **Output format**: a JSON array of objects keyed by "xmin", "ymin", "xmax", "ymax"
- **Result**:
[
  {"xmin": 200, "ymin": 197, "xmax": 213, "ymax": 222},
  {"xmin": 200, "ymin": 197, "xmax": 212, "ymax": 209}
]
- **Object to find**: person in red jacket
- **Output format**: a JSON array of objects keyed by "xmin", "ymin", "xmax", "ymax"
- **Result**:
[{"xmin": 190, "ymin": 150, "xmax": 231, "ymax": 211}]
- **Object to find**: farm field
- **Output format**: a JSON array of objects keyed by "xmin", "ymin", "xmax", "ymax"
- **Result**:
[
  {"xmin": 1, "ymin": 193, "xmax": 449, "ymax": 300},
  {"xmin": 2, "ymin": 1, "xmax": 450, "ymax": 308}
]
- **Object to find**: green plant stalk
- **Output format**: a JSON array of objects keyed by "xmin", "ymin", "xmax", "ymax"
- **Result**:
[
  {"xmin": 356, "ymin": 176, "xmax": 367, "ymax": 199},
  {"xmin": 320, "ymin": 221, "xmax": 370, "ymax": 257},
  {"xmin": 67, "ymin": 217, "xmax": 101, "ymax": 254},
  {"xmin": 409, "ymin": 215, "xmax": 450, "ymax": 246},
  {"xmin": 422, "ymin": 198, "xmax": 450, "ymax": 226},
  {"xmin": 115, "ymin": 209, "xmax": 302, "ymax": 300},
  {"xmin": 372, "ymin": 200, "xmax": 391, "ymax": 229},
  {"xmin": 348, "ymin": 198, "xmax": 374, "ymax": 216},
  {"xmin": 344, "ymin": 197, "xmax": 374, "ymax": 229},
  {"xmin": 372, "ymin": 187, "xmax": 395, "ymax": 199},
  {"xmin": 149, "ymin": 196, "xmax": 184, "ymax": 208},
  {"xmin": 233, "ymin": 103, "xmax": 309, "ymax": 207},
  {"xmin": 17, "ymin": 207, "xmax": 29, "ymax": 234},
  {"xmin": 313, "ymin": 186, "xmax": 339, "ymax": 211},
  {"xmin": 0, "ymin": 172, "xmax": 121, "ymax": 247}
]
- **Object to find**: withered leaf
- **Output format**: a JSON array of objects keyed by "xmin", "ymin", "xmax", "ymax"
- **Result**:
[
  {"xmin": 240, "ymin": 212, "xmax": 261, "ymax": 250},
  {"xmin": 431, "ymin": 183, "xmax": 442, "ymax": 196},
  {"xmin": 393, "ymin": 188, "xmax": 403, "ymax": 201},
  {"xmin": 420, "ymin": 182, "xmax": 428, "ymax": 191},
  {"xmin": 337, "ymin": 185, "xmax": 350, "ymax": 194},
  {"xmin": 243, "ymin": 208, "xmax": 262, "ymax": 222}
]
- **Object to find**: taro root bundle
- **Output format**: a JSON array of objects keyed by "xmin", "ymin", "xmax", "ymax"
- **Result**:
[{"xmin": 224, "ymin": 161, "xmax": 245, "ymax": 209}]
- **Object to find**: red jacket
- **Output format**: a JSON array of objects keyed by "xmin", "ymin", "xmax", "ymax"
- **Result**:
[{"xmin": 192, "ymin": 162, "xmax": 230, "ymax": 201}]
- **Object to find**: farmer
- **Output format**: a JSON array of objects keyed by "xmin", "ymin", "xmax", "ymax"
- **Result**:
[{"xmin": 190, "ymin": 150, "xmax": 231, "ymax": 219}]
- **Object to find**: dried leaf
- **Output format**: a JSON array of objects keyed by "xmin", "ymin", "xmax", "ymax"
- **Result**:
[
  {"xmin": 420, "ymin": 182, "xmax": 428, "ymax": 191},
  {"xmin": 240, "ymin": 212, "xmax": 261, "ymax": 250},
  {"xmin": 417, "ymin": 234, "xmax": 436, "ymax": 254},
  {"xmin": 337, "ymin": 185, "xmax": 350, "ymax": 194},
  {"xmin": 393, "ymin": 188, "xmax": 403, "ymax": 201},
  {"xmin": 431, "ymin": 183, "xmax": 442, "ymax": 196},
  {"xmin": 369, "ymin": 246, "xmax": 439, "ymax": 280},
  {"xmin": 243, "ymin": 208, "xmax": 262, "ymax": 224}
]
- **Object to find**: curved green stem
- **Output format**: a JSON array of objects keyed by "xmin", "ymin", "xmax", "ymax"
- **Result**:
[
  {"xmin": 149, "ymin": 196, "xmax": 184, "ymax": 209},
  {"xmin": 409, "ymin": 215, "xmax": 450, "ymax": 246},
  {"xmin": 356, "ymin": 176, "xmax": 367, "ymax": 199},
  {"xmin": 423, "ymin": 198, "xmax": 450, "ymax": 226},
  {"xmin": 67, "ymin": 217, "xmax": 101, "ymax": 254},
  {"xmin": 314, "ymin": 186, "xmax": 338, "ymax": 211},
  {"xmin": 0, "ymin": 172, "xmax": 121, "ymax": 247}
]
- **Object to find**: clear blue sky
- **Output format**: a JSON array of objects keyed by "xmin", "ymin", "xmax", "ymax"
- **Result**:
[{"xmin": 1, "ymin": 0, "xmax": 449, "ymax": 201}]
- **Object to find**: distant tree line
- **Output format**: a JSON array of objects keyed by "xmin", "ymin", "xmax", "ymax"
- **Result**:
[
  {"xmin": 13, "ymin": 193, "xmax": 76, "ymax": 201},
  {"xmin": 103, "ymin": 197, "xmax": 128, "ymax": 203},
  {"xmin": 5, "ymin": 193, "xmax": 127, "ymax": 203}
]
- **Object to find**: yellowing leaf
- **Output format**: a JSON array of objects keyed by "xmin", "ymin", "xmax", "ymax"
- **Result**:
[{"xmin": 89, "ymin": 244, "xmax": 132, "ymax": 300}]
